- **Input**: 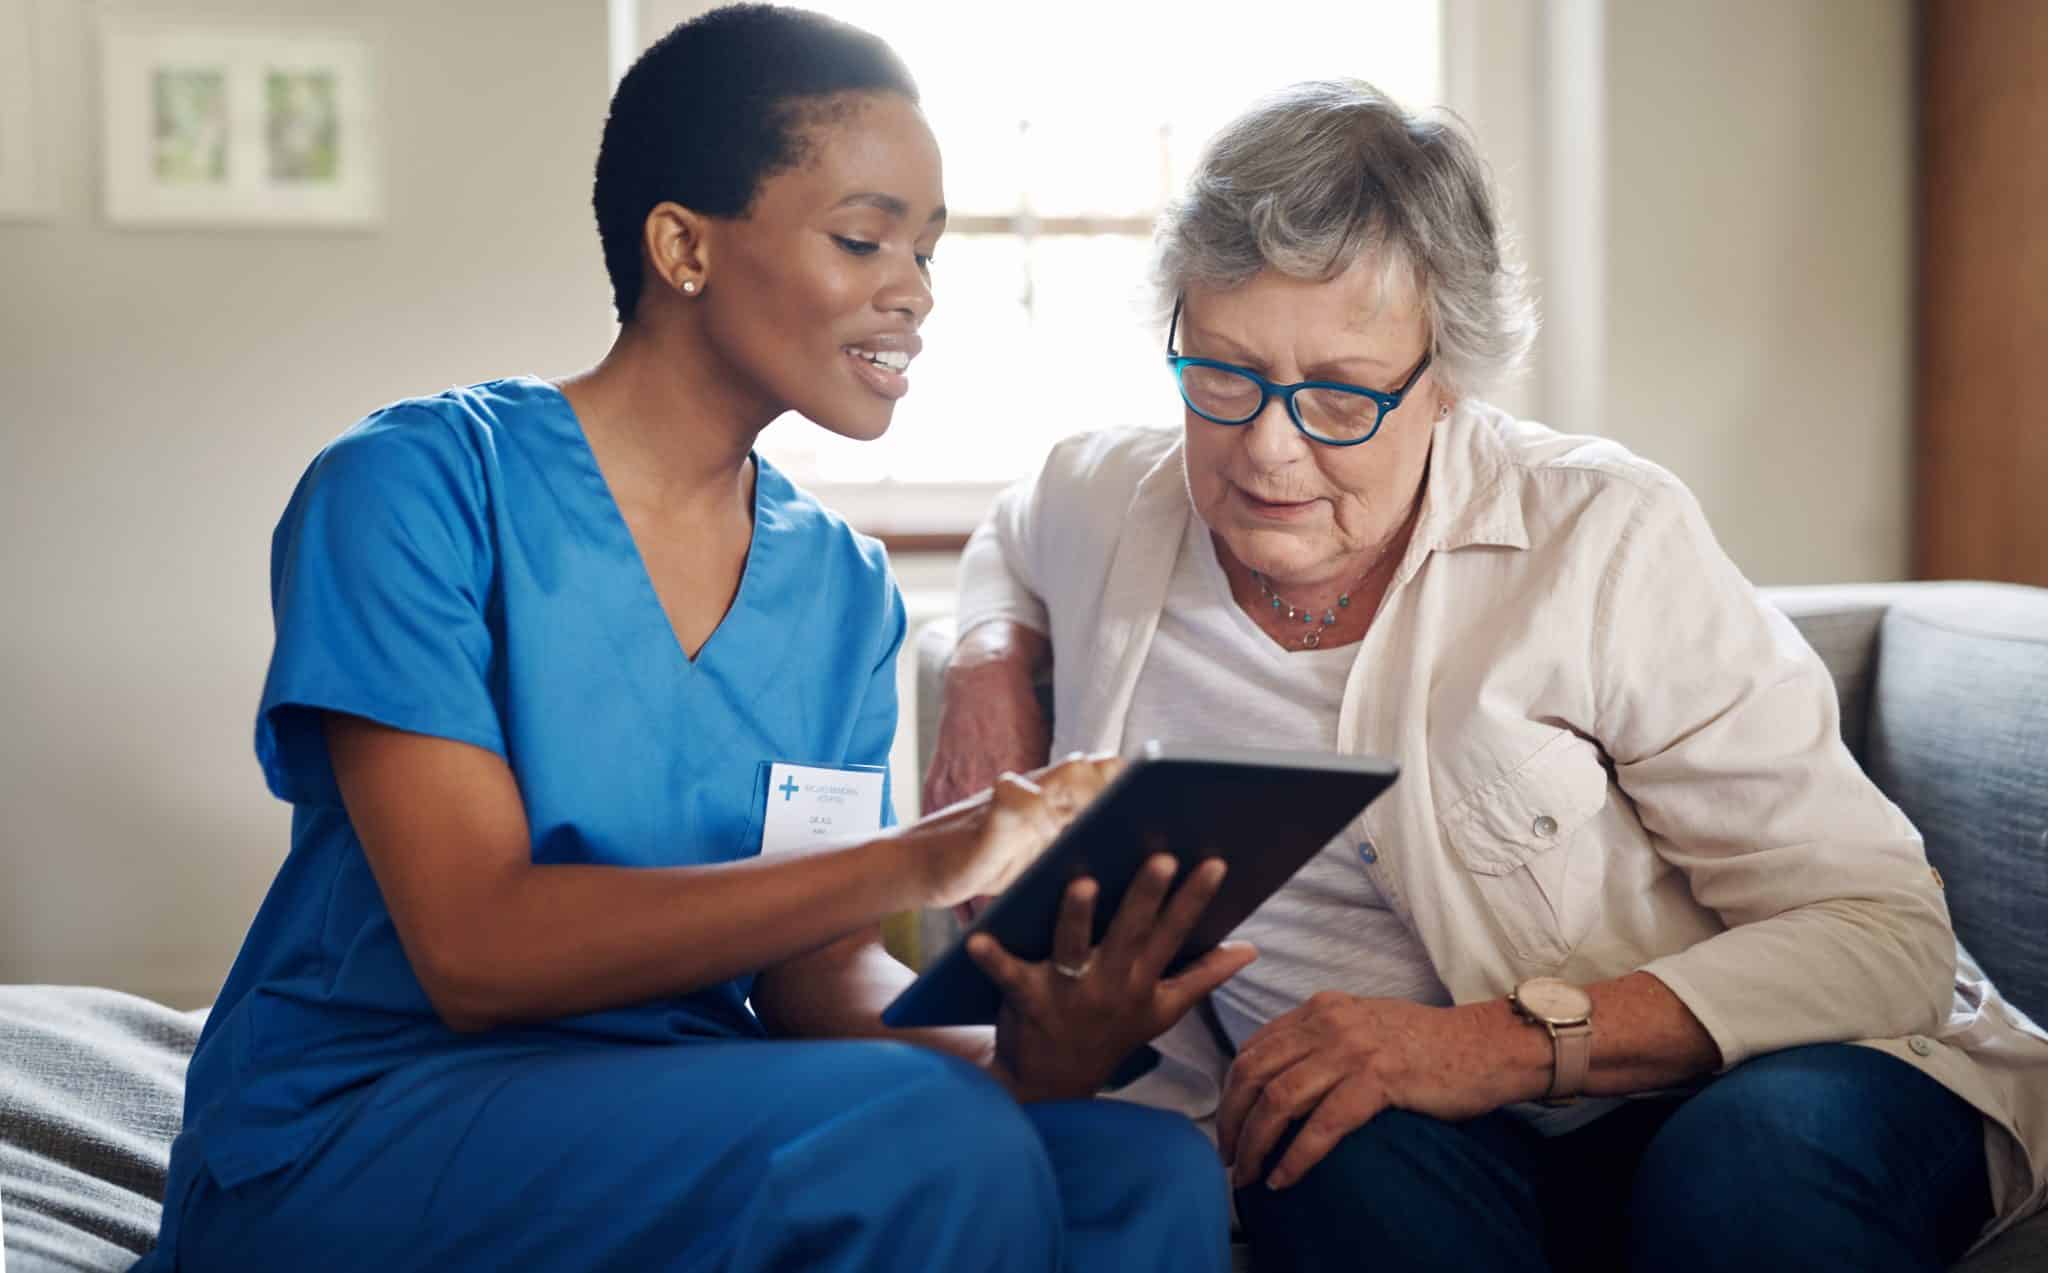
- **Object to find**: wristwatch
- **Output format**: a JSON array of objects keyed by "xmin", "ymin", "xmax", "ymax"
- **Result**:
[{"xmin": 1509, "ymin": 977, "xmax": 1594, "ymax": 1102}]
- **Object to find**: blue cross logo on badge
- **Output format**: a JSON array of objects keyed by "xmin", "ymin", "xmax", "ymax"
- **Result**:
[{"xmin": 778, "ymin": 776, "xmax": 802, "ymax": 802}]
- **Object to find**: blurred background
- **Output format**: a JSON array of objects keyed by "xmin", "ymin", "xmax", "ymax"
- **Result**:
[{"xmin": 1, "ymin": 0, "xmax": 2041, "ymax": 1007}]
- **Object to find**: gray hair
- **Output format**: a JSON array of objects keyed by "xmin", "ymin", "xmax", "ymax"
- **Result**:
[{"xmin": 1153, "ymin": 79, "xmax": 1536, "ymax": 401}]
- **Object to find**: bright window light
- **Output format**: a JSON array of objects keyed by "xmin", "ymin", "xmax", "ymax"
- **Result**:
[{"xmin": 757, "ymin": 1, "xmax": 1443, "ymax": 518}]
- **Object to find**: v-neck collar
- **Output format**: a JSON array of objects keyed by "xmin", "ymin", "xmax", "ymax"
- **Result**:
[
  {"xmin": 1190, "ymin": 520, "xmax": 1359, "ymax": 664},
  {"xmin": 532, "ymin": 377, "xmax": 786, "ymax": 677}
]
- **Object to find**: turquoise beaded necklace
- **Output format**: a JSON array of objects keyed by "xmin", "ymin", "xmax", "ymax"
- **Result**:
[
  {"xmin": 1247, "ymin": 537, "xmax": 1401, "ymax": 650},
  {"xmin": 1249, "ymin": 571, "xmax": 1357, "ymax": 649}
]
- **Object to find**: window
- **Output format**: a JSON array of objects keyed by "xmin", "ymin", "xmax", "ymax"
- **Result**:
[{"xmin": 751, "ymin": 0, "xmax": 1445, "ymax": 533}]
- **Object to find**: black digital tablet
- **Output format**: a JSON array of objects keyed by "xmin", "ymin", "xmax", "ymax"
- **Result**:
[{"xmin": 881, "ymin": 741, "xmax": 1400, "ymax": 1029}]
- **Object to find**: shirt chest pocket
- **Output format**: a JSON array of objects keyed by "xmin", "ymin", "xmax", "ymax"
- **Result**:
[{"xmin": 1437, "ymin": 729, "xmax": 1610, "ymax": 965}]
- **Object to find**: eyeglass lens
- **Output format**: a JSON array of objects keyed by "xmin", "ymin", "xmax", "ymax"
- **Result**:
[{"xmin": 1178, "ymin": 364, "xmax": 1381, "ymax": 442}]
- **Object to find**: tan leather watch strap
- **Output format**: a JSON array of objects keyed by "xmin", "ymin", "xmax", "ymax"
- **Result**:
[{"xmin": 1549, "ymin": 1020, "xmax": 1593, "ymax": 1101}]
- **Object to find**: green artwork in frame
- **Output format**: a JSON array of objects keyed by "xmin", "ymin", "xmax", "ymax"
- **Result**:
[
  {"xmin": 152, "ymin": 68, "xmax": 229, "ymax": 185},
  {"xmin": 102, "ymin": 19, "xmax": 381, "ymax": 228},
  {"xmin": 265, "ymin": 70, "xmax": 339, "ymax": 184}
]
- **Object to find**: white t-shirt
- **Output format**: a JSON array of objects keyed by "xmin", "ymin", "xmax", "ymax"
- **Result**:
[{"xmin": 1120, "ymin": 515, "xmax": 1454, "ymax": 1049}]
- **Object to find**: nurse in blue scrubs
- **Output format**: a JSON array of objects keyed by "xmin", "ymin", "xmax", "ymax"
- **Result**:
[{"xmin": 133, "ymin": 7, "xmax": 1256, "ymax": 1271}]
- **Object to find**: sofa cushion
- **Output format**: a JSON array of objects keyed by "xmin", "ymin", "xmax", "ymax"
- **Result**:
[
  {"xmin": 0, "ymin": 986, "xmax": 203, "ymax": 1272},
  {"xmin": 1864, "ymin": 584, "xmax": 2048, "ymax": 1026}
]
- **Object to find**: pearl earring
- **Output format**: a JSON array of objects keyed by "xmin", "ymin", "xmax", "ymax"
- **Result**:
[{"xmin": 682, "ymin": 280, "xmax": 698, "ymax": 294}]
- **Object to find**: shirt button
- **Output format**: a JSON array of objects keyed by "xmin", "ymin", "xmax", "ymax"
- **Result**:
[
  {"xmin": 1357, "ymin": 840, "xmax": 1379, "ymax": 865},
  {"xmin": 1532, "ymin": 814, "xmax": 1559, "ymax": 837},
  {"xmin": 1909, "ymin": 1035, "xmax": 1936, "ymax": 1057}
]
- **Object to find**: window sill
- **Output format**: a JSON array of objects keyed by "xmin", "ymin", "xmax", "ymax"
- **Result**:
[
  {"xmin": 874, "ymin": 531, "xmax": 972, "ymax": 553},
  {"xmin": 796, "ymin": 480, "xmax": 1006, "ymax": 551}
]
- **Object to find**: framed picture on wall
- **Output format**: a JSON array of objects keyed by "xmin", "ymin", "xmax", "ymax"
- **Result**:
[
  {"xmin": 100, "ymin": 19, "xmax": 382, "ymax": 228},
  {"xmin": 0, "ymin": 0, "xmax": 43, "ymax": 220}
]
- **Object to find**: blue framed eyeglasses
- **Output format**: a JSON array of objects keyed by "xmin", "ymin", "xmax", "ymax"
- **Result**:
[{"xmin": 1164, "ymin": 296, "xmax": 1432, "ymax": 446}]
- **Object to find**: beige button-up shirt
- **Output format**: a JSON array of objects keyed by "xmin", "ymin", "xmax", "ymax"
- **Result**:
[{"xmin": 955, "ymin": 407, "xmax": 2048, "ymax": 1249}]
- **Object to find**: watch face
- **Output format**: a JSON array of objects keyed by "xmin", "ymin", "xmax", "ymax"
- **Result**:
[{"xmin": 1517, "ymin": 978, "xmax": 1592, "ymax": 1023}]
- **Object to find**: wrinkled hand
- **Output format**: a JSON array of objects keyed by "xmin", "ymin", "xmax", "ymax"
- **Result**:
[
  {"xmin": 923, "ymin": 627, "xmax": 1051, "ymax": 851},
  {"xmin": 1219, "ymin": 992, "xmax": 1520, "ymax": 1190},
  {"xmin": 914, "ymin": 754, "xmax": 1118, "ymax": 911},
  {"xmin": 969, "ymin": 853, "xmax": 1259, "ymax": 1103},
  {"xmin": 925, "ymin": 651, "xmax": 1052, "ymax": 924}
]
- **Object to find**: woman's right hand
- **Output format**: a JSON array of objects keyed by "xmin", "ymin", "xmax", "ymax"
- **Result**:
[{"xmin": 912, "ymin": 753, "xmax": 1121, "ymax": 912}]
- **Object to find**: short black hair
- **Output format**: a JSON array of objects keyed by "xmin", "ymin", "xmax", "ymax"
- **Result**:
[{"xmin": 593, "ymin": 4, "xmax": 920, "ymax": 322}]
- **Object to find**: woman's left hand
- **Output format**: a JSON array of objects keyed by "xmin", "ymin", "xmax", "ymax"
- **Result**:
[
  {"xmin": 968, "ymin": 854, "xmax": 1258, "ymax": 1103},
  {"xmin": 1219, "ymin": 992, "xmax": 1526, "ymax": 1190}
]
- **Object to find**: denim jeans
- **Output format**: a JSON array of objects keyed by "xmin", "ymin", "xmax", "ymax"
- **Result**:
[{"xmin": 1234, "ymin": 1043, "xmax": 1992, "ymax": 1273}]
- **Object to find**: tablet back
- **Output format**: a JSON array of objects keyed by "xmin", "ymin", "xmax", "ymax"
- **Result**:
[{"xmin": 882, "ymin": 743, "xmax": 1399, "ymax": 1028}]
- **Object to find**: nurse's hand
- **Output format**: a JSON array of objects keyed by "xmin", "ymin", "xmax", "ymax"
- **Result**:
[
  {"xmin": 914, "ymin": 753, "xmax": 1120, "ymax": 911},
  {"xmin": 967, "ymin": 854, "xmax": 1259, "ymax": 1103}
]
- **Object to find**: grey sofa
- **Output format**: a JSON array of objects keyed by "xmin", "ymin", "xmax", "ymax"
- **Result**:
[
  {"xmin": 2, "ymin": 583, "xmax": 2043, "ymax": 1271},
  {"xmin": 0, "ymin": 987, "xmax": 203, "ymax": 1271},
  {"xmin": 914, "ymin": 581, "xmax": 2048, "ymax": 1271}
]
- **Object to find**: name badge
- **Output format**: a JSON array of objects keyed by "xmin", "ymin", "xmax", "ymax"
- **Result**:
[{"xmin": 759, "ymin": 761, "xmax": 887, "ymax": 856}]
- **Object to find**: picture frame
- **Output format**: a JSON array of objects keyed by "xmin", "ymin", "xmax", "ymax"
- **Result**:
[
  {"xmin": 0, "ymin": 0, "xmax": 42, "ymax": 220},
  {"xmin": 99, "ymin": 18, "xmax": 382, "ymax": 228}
]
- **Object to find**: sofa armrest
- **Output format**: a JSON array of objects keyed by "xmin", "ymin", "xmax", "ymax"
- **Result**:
[{"xmin": 1759, "ymin": 585, "xmax": 1901, "ymax": 762}]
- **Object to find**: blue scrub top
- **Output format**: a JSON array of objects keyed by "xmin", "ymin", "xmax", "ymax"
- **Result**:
[{"xmin": 180, "ymin": 378, "xmax": 906, "ymax": 1188}]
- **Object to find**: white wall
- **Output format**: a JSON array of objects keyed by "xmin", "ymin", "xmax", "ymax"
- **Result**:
[
  {"xmin": 1443, "ymin": 0, "xmax": 1910, "ymax": 585},
  {"xmin": 1600, "ymin": 0, "xmax": 1912, "ymax": 584},
  {"xmin": 0, "ymin": 0, "xmax": 614, "ymax": 1006}
]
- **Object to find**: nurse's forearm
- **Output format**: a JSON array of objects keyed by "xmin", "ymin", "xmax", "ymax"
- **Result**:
[
  {"xmin": 422, "ymin": 826, "xmax": 967, "ymax": 1032},
  {"xmin": 328, "ymin": 713, "xmax": 1026, "ymax": 1037},
  {"xmin": 753, "ymin": 932, "xmax": 1000, "ymax": 1072}
]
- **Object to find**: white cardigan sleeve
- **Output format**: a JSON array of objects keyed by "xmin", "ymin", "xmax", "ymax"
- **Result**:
[
  {"xmin": 955, "ymin": 474, "xmax": 1050, "ymax": 640},
  {"xmin": 955, "ymin": 428, "xmax": 1173, "ymax": 639}
]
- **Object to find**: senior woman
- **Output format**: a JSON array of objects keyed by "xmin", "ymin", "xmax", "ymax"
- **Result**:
[{"xmin": 926, "ymin": 80, "xmax": 2048, "ymax": 1273}]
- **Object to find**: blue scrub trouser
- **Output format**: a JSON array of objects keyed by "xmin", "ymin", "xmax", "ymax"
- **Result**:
[
  {"xmin": 156, "ymin": 1039, "xmax": 1231, "ymax": 1272},
  {"xmin": 1234, "ymin": 1043, "xmax": 1993, "ymax": 1273}
]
